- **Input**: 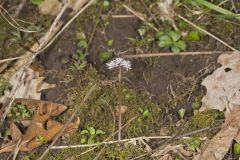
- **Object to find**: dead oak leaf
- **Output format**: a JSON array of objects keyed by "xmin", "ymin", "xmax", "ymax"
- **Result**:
[{"xmin": 200, "ymin": 52, "xmax": 240, "ymax": 112}]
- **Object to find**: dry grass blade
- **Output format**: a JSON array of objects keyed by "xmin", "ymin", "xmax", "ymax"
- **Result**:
[
  {"xmin": 0, "ymin": 56, "xmax": 26, "ymax": 64},
  {"xmin": 121, "ymin": 51, "xmax": 232, "ymax": 58}
]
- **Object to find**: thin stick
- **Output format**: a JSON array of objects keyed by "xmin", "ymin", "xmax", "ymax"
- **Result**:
[
  {"xmin": 118, "ymin": 67, "xmax": 122, "ymax": 141},
  {"xmin": 51, "ymin": 135, "xmax": 172, "ymax": 149},
  {"xmin": 121, "ymin": 51, "xmax": 233, "ymax": 58},
  {"xmin": 37, "ymin": 85, "xmax": 97, "ymax": 160},
  {"xmin": 0, "ymin": 56, "xmax": 26, "ymax": 64},
  {"xmin": 122, "ymin": 4, "xmax": 158, "ymax": 32},
  {"xmin": 51, "ymin": 126, "xmax": 218, "ymax": 150},
  {"xmin": 177, "ymin": 14, "xmax": 238, "ymax": 52},
  {"xmin": 112, "ymin": 15, "xmax": 135, "ymax": 18}
]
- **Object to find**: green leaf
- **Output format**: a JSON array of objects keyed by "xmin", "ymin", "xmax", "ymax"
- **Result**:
[
  {"xmin": 107, "ymin": 39, "xmax": 114, "ymax": 47},
  {"xmin": 234, "ymin": 143, "xmax": 240, "ymax": 154},
  {"xmin": 103, "ymin": 0, "xmax": 110, "ymax": 7},
  {"xmin": 30, "ymin": 0, "xmax": 44, "ymax": 5},
  {"xmin": 158, "ymin": 35, "xmax": 172, "ymax": 48},
  {"xmin": 191, "ymin": 101, "xmax": 201, "ymax": 110},
  {"xmin": 98, "ymin": 51, "xmax": 113, "ymax": 63},
  {"xmin": 178, "ymin": 108, "xmax": 186, "ymax": 119},
  {"xmin": 171, "ymin": 45, "xmax": 181, "ymax": 53},
  {"xmin": 175, "ymin": 40, "xmax": 187, "ymax": 50},
  {"xmin": 138, "ymin": 108, "xmax": 144, "ymax": 114},
  {"xmin": 192, "ymin": 0, "xmax": 240, "ymax": 20},
  {"xmin": 80, "ymin": 138, "xmax": 87, "ymax": 144},
  {"xmin": 87, "ymin": 138, "xmax": 95, "ymax": 144},
  {"xmin": 80, "ymin": 130, "xmax": 89, "ymax": 135},
  {"xmin": 138, "ymin": 28, "xmax": 146, "ymax": 36},
  {"xmin": 78, "ymin": 39, "xmax": 88, "ymax": 49},
  {"xmin": 188, "ymin": 140, "xmax": 201, "ymax": 151},
  {"xmin": 143, "ymin": 110, "xmax": 150, "ymax": 117},
  {"xmin": 87, "ymin": 127, "xmax": 96, "ymax": 135},
  {"xmin": 96, "ymin": 129, "xmax": 106, "ymax": 135},
  {"xmin": 187, "ymin": 31, "xmax": 200, "ymax": 42},
  {"xmin": 168, "ymin": 31, "xmax": 181, "ymax": 42}
]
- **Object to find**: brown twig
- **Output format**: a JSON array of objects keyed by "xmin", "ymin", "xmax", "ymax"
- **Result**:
[{"xmin": 121, "ymin": 51, "xmax": 233, "ymax": 58}]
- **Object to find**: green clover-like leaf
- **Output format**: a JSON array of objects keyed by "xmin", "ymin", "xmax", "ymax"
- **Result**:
[
  {"xmin": 158, "ymin": 35, "xmax": 172, "ymax": 48},
  {"xmin": 168, "ymin": 31, "xmax": 181, "ymax": 42}
]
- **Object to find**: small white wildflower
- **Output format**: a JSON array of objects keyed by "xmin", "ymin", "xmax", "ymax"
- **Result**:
[{"xmin": 106, "ymin": 57, "xmax": 132, "ymax": 71}]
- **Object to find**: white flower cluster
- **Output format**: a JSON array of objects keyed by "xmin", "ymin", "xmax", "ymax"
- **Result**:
[{"xmin": 106, "ymin": 57, "xmax": 132, "ymax": 71}]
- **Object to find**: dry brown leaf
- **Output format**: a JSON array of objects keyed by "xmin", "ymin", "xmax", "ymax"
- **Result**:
[
  {"xmin": 200, "ymin": 52, "xmax": 240, "ymax": 112},
  {"xmin": 15, "ymin": 99, "xmax": 67, "ymax": 117},
  {"xmin": 38, "ymin": 0, "xmax": 62, "ymax": 16},
  {"xmin": 0, "ymin": 66, "xmax": 56, "ymax": 105},
  {"xmin": 0, "ymin": 99, "xmax": 80, "ymax": 153},
  {"xmin": 115, "ymin": 105, "xmax": 128, "ymax": 116},
  {"xmin": 194, "ymin": 108, "xmax": 240, "ymax": 160},
  {"xmin": 10, "ymin": 122, "xmax": 23, "ymax": 141},
  {"xmin": 39, "ymin": 0, "xmax": 88, "ymax": 16}
]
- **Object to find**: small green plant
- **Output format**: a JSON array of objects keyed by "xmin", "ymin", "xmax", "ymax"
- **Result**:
[
  {"xmin": 158, "ymin": 29, "xmax": 186, "ymax": 53},
  {"xmin": 191, "ymin": 99, "xmax": 201, "ymax": 110},
  {"xmin": 137, "ymin": 108, "xmax": 151, "ymax": 123},
  {"xmin": 234, "ymin": 143, "xmax": 240, "ymax": 154},
  {"xmin": 103, "ymin": 0, "xmax": 110, "ymax": 7},
  {"xmin": 77, "ymin": 39, "xmax": 88, "ymax": 49},
  {"xmin": 0, "ymin": 128, "xmax": 11, "ymax": 140},
  {"xmin": 188, "ymin": 139, "xmax": 202, "ymax": 152},
  {"xmin": 36, "ymin": 134, "xmax": 47, "ymax": 143},
  {"xmin": 187, "ymin": 31, "xmax": 200, "ymax": 42},
  {"xmin": 0, "ymin": 81, "xmax": 11, "ymax": 97},
  {"xmin": 30, "ymin": 0, "xmax": 44, "ymax": 5},
  {"xmin": 98, "ymin": 51, "xmax": 113, "ymax": 63},
  {"xmin": 80, "ymin": 127, "xmax": 105, "ymax": 144},
  {"xmin": 7, "ymin": 104, "xmax": 32, "ymax": 120},
  {"xmin": 107, "ymin": 39, "xmax": 114, "ymax": 47},
  {"xmin": 69, "ymin": 33, "xmax": 89, "ymax": 71},
  {"xmin": 178, "ymin": 108, "xmax": 186, "ymax": 119}
]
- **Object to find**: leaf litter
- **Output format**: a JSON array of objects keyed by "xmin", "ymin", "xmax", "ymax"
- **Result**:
[
  {"xmin": 0, "ymin": 64, "xmax": 79, "ymax": 153},
  {"xmin": 0, "ymin": 99, "xmax": 80, "ymax": 153},
  {"xmin": 194, "ymin": 52, "xmax": 240, "ymax": 160}
]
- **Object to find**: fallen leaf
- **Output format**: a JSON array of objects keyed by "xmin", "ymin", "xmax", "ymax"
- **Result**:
[
  {"xmin": 194, "ymin": 108, "xmax": 240, "ymax": 160},
  {"xmin": 0, "ymin": 66, "xmax": 56, "ymax": 105},
  {"xmin": 200, "ymin": 52, "xmax": 240, "ymax": 112},
  {"xmin": 15, "ymin": 99, "xmax": 67, "ymax": 117},
  {"xmin": 39, "ymin": 0, "xmax": 88, "ymax": 16},
  {"xmin": 10, "ymin": 122, "xmax": 22, "ymax": 141},
  {"xmin": 38, "ymin": 0, "xmax": 62, "ymax": 16},
  {"xmin": 0, "ymin": 99, "xmax": 80, "ymax": 153}
]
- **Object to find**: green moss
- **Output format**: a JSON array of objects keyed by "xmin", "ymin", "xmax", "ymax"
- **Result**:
[
  {"xmin": 182, "ymin": 109, "xmax": 224, "ymax": 137},
  {"xmin": 44, "ymin": 66, "xmax": 162, "ymax": 159}
]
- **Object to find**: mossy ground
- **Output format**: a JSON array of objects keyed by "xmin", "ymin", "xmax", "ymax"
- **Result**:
[{"xmin": 0, "ymin": 0, "xmax": 238, "ymax": 159}]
